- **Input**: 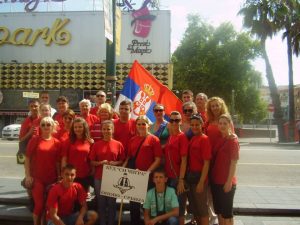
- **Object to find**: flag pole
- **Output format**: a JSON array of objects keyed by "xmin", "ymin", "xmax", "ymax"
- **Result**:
[{"xmin": 117, "ymin": 199, "xmax": 124, "ymax": 225}]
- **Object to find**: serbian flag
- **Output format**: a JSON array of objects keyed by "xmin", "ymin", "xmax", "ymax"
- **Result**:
[{"xmin": 115, "ymin": 60, "xmax": 182, "ymax": 122}]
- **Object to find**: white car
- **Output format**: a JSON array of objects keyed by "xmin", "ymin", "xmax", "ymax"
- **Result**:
[{"xmin": 2, "ymin": 124, "xmax": 21, "ymax": 140}]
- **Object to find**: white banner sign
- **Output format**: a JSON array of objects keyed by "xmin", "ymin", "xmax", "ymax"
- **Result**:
[
  {"xmin": 101, "ymin": 165, "xmax": 149, "ymax": 203},
  {"xmin": 22, "ymin": 92, "xmax": 39, "ymax": 98},
  {"xmin": 103, "ymin": 0, "xmax": 113, "ymax": 42}
]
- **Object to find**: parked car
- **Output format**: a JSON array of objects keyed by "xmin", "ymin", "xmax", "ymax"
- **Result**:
[{"xmin": 1, "ymin": 124, "xmax": 21, "ymax": 140}]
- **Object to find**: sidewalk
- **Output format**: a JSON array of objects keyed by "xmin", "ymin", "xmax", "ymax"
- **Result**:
[
  {"xmin": 238, "ymin": 137, "xmax": 299, "ymax": 146},
  {"xmin": 0, "ymin": 178, "xmax": 300, "ymax": 223}
]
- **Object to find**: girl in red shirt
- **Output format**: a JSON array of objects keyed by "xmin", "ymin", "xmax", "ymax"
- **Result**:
[
  {"xmin": 53, "ymin": 109, "xmax": 75, "ymax": 142},
  {"xmin": 164, "ymin": 111, "xmax": 189, "ymax": 225},
  {"xmin": 24, "ymin": 116, "xmax": 61, "ymax": 225},
  {"xmin": 90, "ymin": 120, "xmax": 125, "ymax": 225},
  {"xmin": 211, "ymin": 114, "xmax": 239, "ymax": 225},
  {"xmin": 124, "ymin": 115, "xmax": 162, "ymax": 225},
  {"xmin": 186, "ymin": 115, "xmax": 211, "ymax": 225},
  {"xmin": 61, "ymin": 117, "xmax": 93, "ymax": 192}
]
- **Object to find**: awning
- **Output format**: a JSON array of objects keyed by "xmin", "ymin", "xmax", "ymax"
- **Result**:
[{"xmin": 0, "ymin": 111, "xmax": 28, "ymax": 116}]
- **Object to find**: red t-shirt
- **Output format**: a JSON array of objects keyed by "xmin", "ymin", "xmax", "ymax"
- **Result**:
[
  {"xmin": 188, "ymin": 134, "xmax": 212, "ymax": 172},
  {"xmin": 26, "ymin": 136, "xmax": 61, "ymax": 184},
  {"xmin": 89, "ymin": 139, "xmax": 125, "ymax": 179},
  {"xmin": 198, "ymin": 111, "xmax": 207, "ymax": 124},
  {"xmin": 53, "ymin": 113, "xmax": 64, "ymax": 128},
  {"xmin": 164, "ymin": 132, "xmax": 189, "ymax": 178},
  {"xmin": 19, "ymin": 116, "xmax": 40, "ymax": 139},
  {"xmin": 53, "ymin": 127, "xmax": 69, "ymax": 143},
  {"xmin": 113, "ymin": 119, "xmax": 136, "ymax": 155},
  {"xmin": 90, "ymin": 106, "xmax": 99, "ymax": 116},
  {"xmin": 206, "ymin": 123, "xmax": 222, "ymax": 154},
  {"xmin": 78, "ymin": 114, "xmax": 100, "ymax": 130},
  {"xmin": 46, "ymin": 182, "xmax": 86, "ymax": 218},
  {"xmin": 128, "ymin": 135, "xmax": 162, "ymax": 171},
  {"xmin": 90, "ymin": 121, "xmax": 103, "ymax": 142},
  {"xmin": 62, "ymin": 139, "xmax": 91, "ymax": 178},
  {"xmin": 211, "ymin": 137, "xmax": 239, "ymax": 185}
]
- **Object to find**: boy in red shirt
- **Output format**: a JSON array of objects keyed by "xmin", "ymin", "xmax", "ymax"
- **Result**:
[
  {"xmin": 113, "ymin": 100, "xmax": 136, "ymax": 155},
  {"xmin": 46, "ymin": 164, "xmax": 98, "ymax": 225}
]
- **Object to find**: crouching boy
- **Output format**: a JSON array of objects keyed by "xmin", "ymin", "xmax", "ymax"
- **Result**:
[
  {"xmin": 46, "ymin": 164, "xmax": 98, "ymax": 225},
  {"xmin": 143, "ymin": 167, "xmax": 179, "ymax": 225}
]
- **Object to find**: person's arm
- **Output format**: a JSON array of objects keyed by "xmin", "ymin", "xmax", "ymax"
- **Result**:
[
  {"xmin": 108, "ymin": 159, "xmax": 123, "ymax": 166},
  {"xmin": 49, "ymin": 207, "xmax": 65, "ymax": 225},
  {"xmin": 61, "ymin": 156, "xmax": 67, "ymax": 170},
  {"xmin": 122, "ymin": 156, "xmax": 129, "ymax": 167},
  {"xmin": 150, "ymin": 207, "xmax": 179, "ymax": 225},
  {"xmin": 196, "ymin": 160, "xmax": 210, "ymax": 193},
  {"xmin": 177, "ymin": 155, "xmax": 187, "ymax": 195},
  {"xmin": 223, "ymin": 160, "xmax": 237, "ymax": 193},
  {"xmin": 90, "ymin": 160, "xmax": 108, "ymax": 167},
  {"xmin": 75, "ymin": 201, "xmax": 88, "ymax": 225},
  {"xmin": 19, "ymin": 127, "xmax": 34, "ymax": 142},
  {"xmin": 24, "ymin": 156, "xmax": 34, "ymax": 188},
  {"xmin": 144, "ymin": 208, "xmax": 153, "ymax": 225},
  {"xmin": 147, "ymin": 157, "xmax": 161, "ymax": 173}
]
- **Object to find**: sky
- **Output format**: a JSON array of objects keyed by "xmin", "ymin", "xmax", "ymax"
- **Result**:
[{"xmin": 1, "ymin": 0, "xmax": 299, "ymax": 86}]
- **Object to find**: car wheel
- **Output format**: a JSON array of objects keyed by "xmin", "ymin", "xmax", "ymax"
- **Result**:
[{"xmin": 17, "ymin": 153, "xmax": 25, "ymax": 164}]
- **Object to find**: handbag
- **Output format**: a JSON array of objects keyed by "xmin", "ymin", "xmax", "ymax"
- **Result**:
[{"xmin": 127, "ymin": 137, "xmax": 146, "ymax": 169}]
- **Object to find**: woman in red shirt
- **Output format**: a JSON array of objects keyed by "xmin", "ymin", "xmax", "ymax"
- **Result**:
[
  {"xmin": 24, "ymin": 116, "xmax": 61, "ymax": 225},
  {"xmin": 90, "ymin": 103, "xmax": 113, "ymax": 142},
  {"xmin": 78, "ymin": 99, "xmax": 99, "ymax": 130},
  {"xmin": 164, "ymin": 111, "xmax": 189, "ymax": 225},
  {"xmin": 61, "ymin": 117, "xmax": 93, "ymax": 192},
  {"xmin": 186, "ymin": 115, "xmax": 211, "ymax": 225},
  {"xmin": 124, "ymin": 115, "xmax": 162, "ymax": 225},
  {"xmin": 53, "ymin": 109, "xmax": 75, "ymax": 142},
  {"xmin": 90, "ymin": 120, "xmax": 125, "ymax": 225},
  {"xmin": 211, "ymin": 114, "xmax": 239, "ymax": 225}
]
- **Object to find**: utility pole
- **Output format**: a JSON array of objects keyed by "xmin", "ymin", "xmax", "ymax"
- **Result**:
[{"xmin": 105, "ymin": 0, "xmax": 117, "ymax": 106}]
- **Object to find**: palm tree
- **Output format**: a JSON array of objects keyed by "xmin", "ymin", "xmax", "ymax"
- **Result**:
[
  {"xmin": 239, "ymin": 0, "xmax": 286, "ymax": 142},
  {"xmin": 274, "ymin": 0, "xmax": 300, "ymax": 141}
]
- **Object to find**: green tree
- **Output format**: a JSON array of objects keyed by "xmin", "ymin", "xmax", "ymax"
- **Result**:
[
  {"xmin": 172, "ymin": 15, "xmax": 267, "ymax": 123},
  {"xmin": 273, "ymin": 0, "xmax": 300, "ymax": 140},
  {"xmin": 239, "ymin": 0, "xmax": 285, "ymax": 142}
]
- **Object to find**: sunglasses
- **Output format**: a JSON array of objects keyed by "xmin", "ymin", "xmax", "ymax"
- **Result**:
[
  {"xmin": 96, "ymin": 94, "xmax": 105, "ymax": 97},
  {"xmin": 169, "ymin": 119, "xmax": 181, "ymax": 123},
  {"xmin": 183, "ymin": 109, "xmax": 193, "ymax": 114},
  {"xmin": 137, "ymin": 122, "xmax": 147, "ymax": 126},
  {"xmin": 41, "ymin": 123, "xmax": 51, "ymax": 127},
  {"xmin": 154, "ymin": 109, "xmax": 164, "ymax": 113}
]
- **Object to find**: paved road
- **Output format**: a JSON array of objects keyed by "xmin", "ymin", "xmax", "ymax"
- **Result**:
[{"xmin": 0, "ymin": 140, "xmax": 23, "ymax": 178}]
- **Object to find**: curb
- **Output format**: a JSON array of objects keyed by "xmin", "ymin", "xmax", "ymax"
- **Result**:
[{"xmin": 234, "ymin": 207, "xmax": 300, "ymax": 216}]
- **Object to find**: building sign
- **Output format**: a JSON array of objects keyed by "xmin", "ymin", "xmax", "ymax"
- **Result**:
[
  {"xmin": 0, "ymin": 11, "xmax": 170, "ymax": 63},
  {"xmin": 22, "ymin": 91, "xmax": 39, "ymax": 98},
  {"xmin": 127, "ymin": 39, "xmax": 151, "ymax": 55},
  {"xmin": 0, "ymin": 0, "xmax": 66, "ymax": 13},
  {"xmin": 0, "ymin": 18, "xmax": 71, "ymax": 46},
  {"xmin": 101, "ymin": 165, "xmax": 149, "ymax": 203}
]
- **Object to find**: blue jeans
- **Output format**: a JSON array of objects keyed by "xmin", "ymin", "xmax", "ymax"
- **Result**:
[
  {"xmin": 94, "ymin": 179, "xmax": 116, "ymax": 225},
  {"xmin": 167, "ymin": 216, "xmax": 179, "ymax": 225}
]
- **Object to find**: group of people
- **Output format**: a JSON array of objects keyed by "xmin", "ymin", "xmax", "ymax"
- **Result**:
[{"xmin": 19, "ymin": 89, "xmax": 239, "ymax": 225}]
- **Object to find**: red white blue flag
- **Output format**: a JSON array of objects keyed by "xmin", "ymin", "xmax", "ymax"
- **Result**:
[{"xmin": 115, "ymin": 60, "xmax": 182, "ymax": 122}]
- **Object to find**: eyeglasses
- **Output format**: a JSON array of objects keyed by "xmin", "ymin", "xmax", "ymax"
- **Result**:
[
  {"xmin": 183, "ymin": 109, "xmax": 193, "ymax": 114},
  {"xmin": 96, "ymin": 94, "xmax": 105, "ymax": 97},
  {"xmin": 137, "ymin": 123, "xmax": 147, "ymax": 126},
  {"xmin": 41, "ymin": 123, "xmax": 51, "ymax": 127},
  {"xmin": 154, "ymin": 109, "xmax": 164, "ymax": 113},
  {"xmin": 169, "ymin": 119, "xmax": 181, "ymax": 123}
]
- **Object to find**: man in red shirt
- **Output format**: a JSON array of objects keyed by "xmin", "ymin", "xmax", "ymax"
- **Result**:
[
  {"xmin": 18, "ymin": 99, "xmax": 40, "ymax": 164},
  {"xmin": 113, "ymin": 100, "xmax": 136, "ymax": 156},
  {"xmin": 46, "ymin": 164, "xmax": 98, "ymax": 225},
  {"xmin": 53, "ymin": 96, "xmax": 69, "ymax": 128},
  {"xmin": 90, "ymin": 91, "xmax": 106, "ymax": 115},
  {"xmin": 195, "ymin": 93, "xmax": 208, "ymax": 124}
]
